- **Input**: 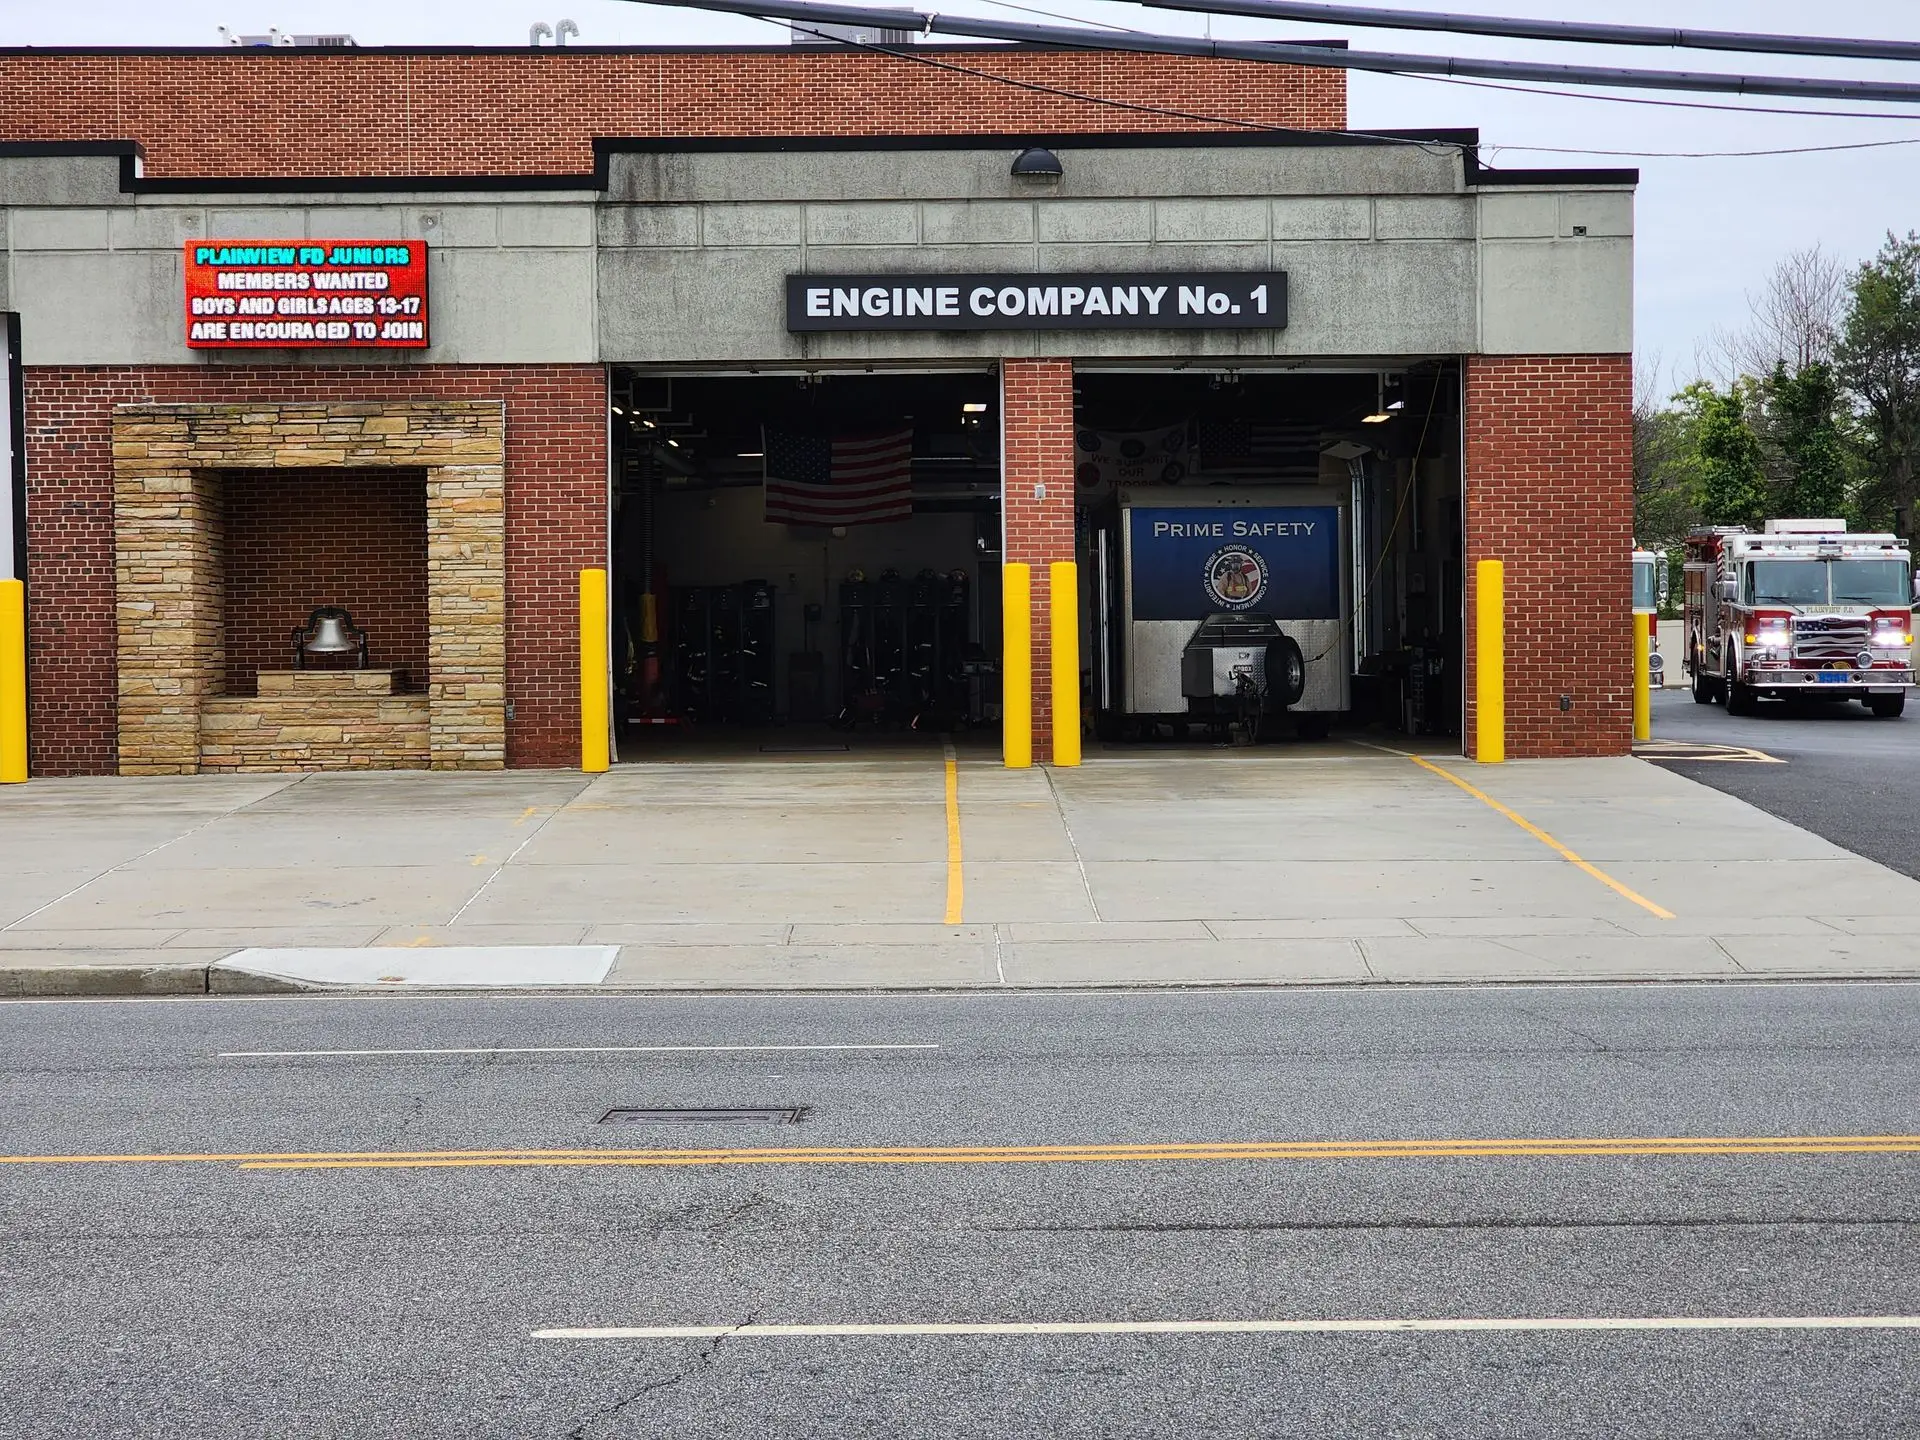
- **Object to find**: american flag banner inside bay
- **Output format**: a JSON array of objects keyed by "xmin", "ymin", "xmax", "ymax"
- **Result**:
[
  {"xmin": 1196, "ymin": 417, "xmax": 1324, "ymax": 481},
  {"xmin": 763, "ymin": 427, "xmax": 915, "ymax": 526}
]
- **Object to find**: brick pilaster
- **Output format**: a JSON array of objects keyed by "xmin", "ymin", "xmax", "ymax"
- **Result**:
[
  {"xmin": 1001, "ymin": 358, "xmax": 1076, "ymax": 763},
  {"xmin": 1463, "ymin": 354, "xmax": 1634, "ymax": 759}
]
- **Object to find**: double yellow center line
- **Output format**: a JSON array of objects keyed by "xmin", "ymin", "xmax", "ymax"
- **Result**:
[{"xmin": 5, "ymin": 1134, "xmax": 1919, "ymax": 1173}]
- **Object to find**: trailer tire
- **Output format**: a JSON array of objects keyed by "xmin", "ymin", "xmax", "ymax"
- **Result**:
[
  {"xmin": 1870, "ymin": 693, "xmax": 1906, "ymax": 719},
  {"xmin": 1265, "ymin": 637, "xmax": 1307, "ymax": 709},
  {"xmin": 1724, "ymin": 648, "xmax": 1757, "ymax": 716}
]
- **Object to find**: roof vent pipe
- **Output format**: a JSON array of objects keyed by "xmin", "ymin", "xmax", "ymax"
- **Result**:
[
  {"xmin": 529, "ymin": 21, "xmax": 554, "ymax": 43},
  {"xmin": 556, "ymin": 18, "xmax": 579, "ymax": 43}
]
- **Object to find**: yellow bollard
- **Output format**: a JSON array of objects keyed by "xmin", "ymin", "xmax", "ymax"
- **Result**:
[
  {"xmin": 1049, "ymin": 560, "xmax": 1080, "ymax": 768},
  {"xmin": 579, "ymin": 568, "xmax": 610, "ymax": 774},
  {"xmin": 1633, "ymin": 613, "xmax": 1652, "ymax": 744},
  {"xmin": 1003, "ymin": 563, "xmax": 1032, "ymax": 769},
  {"xmin": 1474, "ymin": 559, "xmax": 1505, "ymax": 764},
  {"xmin": 0, "ymin": 579, "xmax": 24, "ymax": 783}
]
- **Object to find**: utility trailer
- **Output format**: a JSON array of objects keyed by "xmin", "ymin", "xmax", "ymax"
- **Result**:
[{"xmin": 1090, "ymin": 485, "xmax": 1349, "ymax": 741}]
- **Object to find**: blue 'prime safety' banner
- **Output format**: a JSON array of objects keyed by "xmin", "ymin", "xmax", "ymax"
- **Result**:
[{"xmin": 1127, "ymin": 506, "xmax": 1340, "ymax": 622}]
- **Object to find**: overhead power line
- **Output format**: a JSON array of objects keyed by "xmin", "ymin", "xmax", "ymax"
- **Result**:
[
  {"xmin": 782, "ymin": 13, "xmax": 1920, "ymax": 162},
  {"xmin": 1134, "ymin": 0, "xmax": 1920, "ymax": 65},
  {"xmin": 626, "ymin": 0, "xmax": 1920, "ymax": 104}
]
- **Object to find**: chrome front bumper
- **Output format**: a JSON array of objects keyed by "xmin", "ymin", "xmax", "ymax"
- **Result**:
[{"xmin": 1748, "ymin": 667, "xmax": 1914, "ymax": 693}]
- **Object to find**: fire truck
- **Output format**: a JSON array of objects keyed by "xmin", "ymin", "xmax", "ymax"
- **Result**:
[
  {"xmin": 1633, "ymin": 546, "xmax": 1665, "ymax": 688},
  {"xmin": 1683, "ymin": 519, "xmax": 1914, "ymax": 718}
]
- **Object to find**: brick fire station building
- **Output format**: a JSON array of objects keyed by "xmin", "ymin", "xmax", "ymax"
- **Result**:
[{"xmin": 0, "ymin": 42, "xmax": 1634, "ymax": 776}]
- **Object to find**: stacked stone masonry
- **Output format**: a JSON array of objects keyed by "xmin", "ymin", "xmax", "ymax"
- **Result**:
[
  {"xmin": 200, "ymin": 671, "xmax": 429, "ymax": 772},
  {"xmin": 111, "ymin": 399, "xmax": 507, "ymax": 775}
]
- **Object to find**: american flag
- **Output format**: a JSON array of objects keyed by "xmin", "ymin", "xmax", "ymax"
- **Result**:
[
  {"xmin": 764, "ymin": 428, "xmax": 915, "ymax": 527},
  {"xmin": 1197, "ymin": 418, "xmax": 1325, "ymax": 481}
]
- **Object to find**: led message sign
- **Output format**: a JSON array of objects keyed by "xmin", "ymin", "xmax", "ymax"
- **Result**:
[{"xmin": 184, "ymin": 240, "xmax": 430, "ymax": 349}]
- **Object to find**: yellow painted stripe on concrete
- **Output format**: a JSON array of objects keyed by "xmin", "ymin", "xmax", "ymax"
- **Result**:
[
  {"xmin": 1409, "ymin": 754, "xmax": 1676, "ymax": 921},
  {"xmin": 943, "ymin": 742, "xmax": 964, "ymax": 925},
  {"xmin": 8, "ymin": 1133, "xmax": 1919, "ymax": 1172}
]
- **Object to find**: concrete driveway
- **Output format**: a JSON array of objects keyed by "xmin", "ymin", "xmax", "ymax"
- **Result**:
[{"xmin": 2, "ymin": 736, "xmax": 1916, "ymax": 991}]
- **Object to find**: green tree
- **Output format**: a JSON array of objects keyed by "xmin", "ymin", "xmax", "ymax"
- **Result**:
[
  {"xmin": 1836, "ymin": 232, "xmax": 1920, "ymax": 539},
  {"xmin": 1633, "ymin": 388, "xmax": 1700, "ymax": 552},
  {"xmin": 1764, "ymin": 360, "xmax": 1853, "ymax": 522},
  {"xmin": 1676, "ymin": 380, "xmax": 1767, "ymax": 528}
]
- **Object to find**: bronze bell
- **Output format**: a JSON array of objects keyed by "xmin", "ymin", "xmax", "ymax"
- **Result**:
[
  {"xmin": 293, "ymin": 606, "xmax": 369, "ymax": 668},
  {"xmin": 306, "ymin": 613, "xmax": 358, "ymax": 653}
]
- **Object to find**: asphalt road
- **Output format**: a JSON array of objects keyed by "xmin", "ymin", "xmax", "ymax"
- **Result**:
[
  {"xmin": 4, "ymin": 986, "xmax": 1920, "ymax": 1438},
  {"xmin": 1651, "ymin": 686, "xmax": 1920, "ymax": 878}
]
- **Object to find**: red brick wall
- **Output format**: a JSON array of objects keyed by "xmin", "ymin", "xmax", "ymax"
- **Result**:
[
  {"xmin": 0, "ymin": 50, "xmax": 1345, "ymax": 177},
  {"xmin": 1463, "ymin": 354, "xmax": 1633, "ymax": 760},
  {"xmin": 1001, "ymin": 358, "xmax": 1077, "ymax": 763},
  {"xmin": 220, "ymin": 467, "xmax": 429, "ymax": 695},
  {"xmin": 22, "ymin": 364, "xmax": 606, "ymax": 775}
]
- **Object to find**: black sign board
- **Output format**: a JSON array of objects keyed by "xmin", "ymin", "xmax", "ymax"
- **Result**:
[{"xmin": 787, "ymin": 272, "xmax": 1287, "ymax": 332}]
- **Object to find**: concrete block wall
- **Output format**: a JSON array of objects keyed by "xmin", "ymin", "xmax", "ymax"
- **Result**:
[
  {"xmin": 22, "ymin": 366, "xmax": 604, "ymax": 776},
  {"xmin": 0, "ymin": 50, "xmax": 1346, "ymax": 178},
  {"xmin": 1463, "ymin": 353, "xmax": 1634, "ymax": 759},
  {"xmin": 1002, "ymin": 359, "xmax": 1076, "ymax": 762}
]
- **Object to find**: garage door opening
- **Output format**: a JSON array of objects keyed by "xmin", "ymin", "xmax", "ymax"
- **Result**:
[
  {"xmin": 1074, "ymin": 365, "xmax": 1463, "ymax": 748},
  {"xmin": 609, "ymin": 369, "xmax": 1002, "ymax": 758}
]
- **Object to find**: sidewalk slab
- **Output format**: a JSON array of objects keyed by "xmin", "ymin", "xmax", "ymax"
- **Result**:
[
  {"xmin": 1718, "ymin": 934, "xmax": 1920, "ymax": 976},
  {"xmin": 6, "ymin": 747, "xmax": 1920, "ymax": 996},
  {"xmin": 214, "ymin": 945, "xmax": 619, "ymax": 988},
  {"xmin": 1001, "ymin": 938, "xmax": 1369, "ymax": 986},
  {"xmin": 606, "ymin": 942, "xmax": 999, "ymax": 989},
  {"xmin": 0, "ymin": 927, "xmax": 186, "ymax": 951},
  {"xmin": 1359, "ymin": 934, "xmax": 1742, "ymax": 982}
]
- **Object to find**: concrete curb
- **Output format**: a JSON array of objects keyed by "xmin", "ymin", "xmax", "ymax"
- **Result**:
[
  {"xmin": 0, "ymin": 963, "xmax": 313, "ymax": 997},
  {"xmin": 6, "ymin": 965, "xmax": 1920, "ymax": 998}
]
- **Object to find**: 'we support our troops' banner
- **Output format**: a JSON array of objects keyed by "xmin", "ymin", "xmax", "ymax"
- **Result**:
[{"xmin": 184, "ymin": 240, "xmax": 430, "ymax": 349}]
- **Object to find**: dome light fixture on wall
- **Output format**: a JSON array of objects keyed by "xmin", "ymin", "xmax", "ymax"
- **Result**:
[{"xmin": 1011, "ymin": 146, "xmax": 1064, "ymax": 179}]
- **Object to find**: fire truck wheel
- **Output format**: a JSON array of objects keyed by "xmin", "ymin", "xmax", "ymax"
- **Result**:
[
  {"xmin": 1870, "ymin": 693, "xmax": 1906, "ymax": 719},
  {"xmin": 1724, "ymin": 650, "xmax": 1757, "ymax": 716},
  {"xmin": 1690, "ymin": 664, "xmax": 1717, "ymax": 704}
]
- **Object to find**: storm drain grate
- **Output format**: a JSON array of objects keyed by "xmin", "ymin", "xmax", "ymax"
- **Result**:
[{"xmin": 599, "ymin": 1107, "xmax": 808, "ymax": 1125}]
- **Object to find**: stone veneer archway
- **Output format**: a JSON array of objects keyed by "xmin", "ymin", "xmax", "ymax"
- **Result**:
[{"xmin": 113, "ymin": 401, "xmax": 506, "ymax": 773}]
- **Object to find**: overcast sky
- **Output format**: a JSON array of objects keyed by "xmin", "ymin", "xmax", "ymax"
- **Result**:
[{"xmin": 11, "ymin": 0, "xmax": 1920, "ymax": 392}]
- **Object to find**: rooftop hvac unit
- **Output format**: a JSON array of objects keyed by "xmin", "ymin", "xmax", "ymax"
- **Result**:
[
  {"xmin": 228, "ymin": 31, "xmax": 358, "ymax": 46},
  {"xmin": 788, "ymin": 22, "xmax": 919, "ymax": 45}
]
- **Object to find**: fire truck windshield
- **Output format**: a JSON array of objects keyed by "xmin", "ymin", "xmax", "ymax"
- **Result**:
[
  {"xmin": 1830, "ymin": 558, "xmax": 1909, "ymax": 604},
  {"xmin": 1747, "ymin": 558, "xmax": 1909, "ymax": 606}
]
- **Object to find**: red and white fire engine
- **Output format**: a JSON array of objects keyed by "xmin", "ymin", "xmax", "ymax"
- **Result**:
[{"xmin": 1683, "ymin": 519, "xmax": 1914, "ymax": 718}]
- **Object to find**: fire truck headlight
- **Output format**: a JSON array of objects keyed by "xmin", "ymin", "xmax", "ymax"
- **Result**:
[
  {"xmin": 1756, "ymin": 628, "xmax": 1789, "ymax": 649},
  {"xmin": 1876, "ymin": 628, "xmax": 1912, "ymax": 648}
]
